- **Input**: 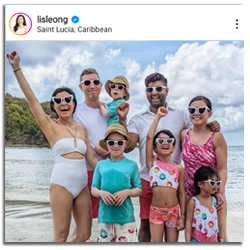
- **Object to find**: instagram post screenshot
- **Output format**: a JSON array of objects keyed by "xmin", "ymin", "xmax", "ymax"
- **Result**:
[{"xmin": 4, "ymin": 2, "xmax": 246, "ymax": 245}]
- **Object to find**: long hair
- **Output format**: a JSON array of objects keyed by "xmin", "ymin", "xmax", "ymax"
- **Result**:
[{"xmin": 13, "ymin": 15, "xmax": 27, "ymax": 32}]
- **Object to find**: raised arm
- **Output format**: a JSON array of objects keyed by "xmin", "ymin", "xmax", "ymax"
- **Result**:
[
  {"xmin": 116, "ymin": 102, "xmax": 139, "ymax": 153},
  {"xmin": 6, "ymin": 51, "xmax": 51, "ymax": 133},
  {"xmin": 146, "ymin": 106, "xmax": 168, "ymax": 171}
]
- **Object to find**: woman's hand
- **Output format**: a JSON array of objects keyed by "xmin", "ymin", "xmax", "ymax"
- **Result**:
[
  {"xmin": 7, "ymin": 51, "xmax": 20, "ymax": 69},
  {"xmin": 215, "ymin": 192, "xmax": 225, "ymax": 213}
]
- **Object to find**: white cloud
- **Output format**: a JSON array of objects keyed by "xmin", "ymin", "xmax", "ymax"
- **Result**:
[{"xmin": 105, "ymin": 48, "xmax": 121, "ymax": 59}]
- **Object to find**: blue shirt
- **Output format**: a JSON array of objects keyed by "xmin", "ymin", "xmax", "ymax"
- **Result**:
[
  {"xmin": 91, "ymin": 157, "xmax": 142, "ymax": 224},
  {"xmin": 107, "ymin": 99, "xmax": 127, "ymax": 126}
]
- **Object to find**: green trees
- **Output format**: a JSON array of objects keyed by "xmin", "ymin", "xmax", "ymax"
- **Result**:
[{"xmin": 5, "ymin": 93, "xmax": 55, "ymax": 147}]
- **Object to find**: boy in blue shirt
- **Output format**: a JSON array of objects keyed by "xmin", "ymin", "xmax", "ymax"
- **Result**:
[{"xmin": 91, "ymin": 124, "xmax": 142, "ymax": 242}]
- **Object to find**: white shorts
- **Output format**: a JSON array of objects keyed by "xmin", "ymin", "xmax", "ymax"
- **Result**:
[{"xmin": 97, "ymin": 222, "xmax": 138, "ymax": 242}]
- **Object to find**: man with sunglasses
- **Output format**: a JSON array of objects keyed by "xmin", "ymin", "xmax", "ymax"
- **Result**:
[
  {"xmin": 73, "ymin": 68, "xmax": 109, "ymax": 220},
  {"xmin": 117, "ymin": 72, "xmax": 220, "ymax": 242}
]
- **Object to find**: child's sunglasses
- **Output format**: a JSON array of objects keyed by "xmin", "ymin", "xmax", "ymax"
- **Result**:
[
  {"xmin": 109, "ymin": 84, "xmax": 126, "ymax": 90},
  {"xmin": 155, "ymin": 138, "xmax": 175, "ymax": 145},
  {"xmin": 188, "ymin": 106, "xmax": 210, "ymax": 115},
  {"xmin": 51, "ymin": 95, "xmax": 74, "ymax": 105},
  {"xmin": 106, "ymin": 140, "xmax": 127, "ymax": 146},
  {"xmin": 202, "ymin": 179, "xmax": 222, "ymax": 188}
]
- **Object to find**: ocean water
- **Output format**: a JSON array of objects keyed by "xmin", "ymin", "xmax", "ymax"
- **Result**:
[{"xmin": 5, "ymin": 146, "xmax": 244, "ymax": 217}]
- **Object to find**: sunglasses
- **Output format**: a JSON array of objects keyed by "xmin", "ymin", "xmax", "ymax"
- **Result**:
[
  {"xmin": 145, "ymin": 86, "xmax": 166, "ymax": 94},
  {"xmin": 51, "ymin": 94, "xmax": 74, "ymax": 105},
  {"xmin": 81, "ymin": 79, "xmax": 101, "ymax": 86},
  {"xmin": 109, "ymin": 84, "xmax": 126, "ymax": 90},
  {"xmin": 202, "ymin": 179, "xmax": 222, "ymax": 188},
  {"xmin": 188, "ymin": 106, "xmax": 210, "ymax": 115},
  {"xmin": 106, "ymin": 140, "xmax": 127, "ymax": 146},
  {"xmin": 155, "ymin": 138, "xmax": 175, "ymax": 145}
]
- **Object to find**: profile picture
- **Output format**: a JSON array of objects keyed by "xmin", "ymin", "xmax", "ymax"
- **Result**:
[{"xmin": 9, "ymin": 13, "xmax": 32, "ymax": 36}]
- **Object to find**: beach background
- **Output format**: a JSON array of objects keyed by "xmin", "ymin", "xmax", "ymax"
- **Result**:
[{"xmin": 5, "ymin": 146, "xmax": 244, "ymax": 243}]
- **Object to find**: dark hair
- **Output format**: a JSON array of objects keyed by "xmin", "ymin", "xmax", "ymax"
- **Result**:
[
  {"xmin": 79, "ymin": 68, "xmax": 100, "ymax": 83},
  {"xmin": 13, "ymin": 15, "xmax": 27, "ymax": 32},
  {"xmin": 153, "ymin": 129, "xmax": 176, "ymax": 147},
  {"xmin": 145, "ymin": 73, "xmax": 168, "ymax": 87},
  {"xmin": 189, "ymin": 95, "xmax": 212, "ymax": 111},
  {"xmin": 50, "ymin": 87, "xmax": 77, "ymax": 118},
  {"xmin": 194, "ymin": 166, "xmax": 220, "ymax": 195}
]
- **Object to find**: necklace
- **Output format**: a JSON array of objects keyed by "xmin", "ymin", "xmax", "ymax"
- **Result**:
[{"xmin": 58, "ymin": 121, "xmax": 78, "ymax": 146}]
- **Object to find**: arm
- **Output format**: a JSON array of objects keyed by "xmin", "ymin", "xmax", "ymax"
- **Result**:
[
  {"xmin": 114, "ymin": 188, "xmax": 142, "ymax": 206},
  {"xmin": 185, "ymin": 198, "xmax": 195, "ymax": 242},
  {"xmin": 6, "ymin": 51, "xmax": 51, "ymax": 133},
  {"xmin": 180, "ymin": 129, "xmax": 188, "ymax": 150},
  {"xmin": 99, "ymin": 102, "xmax": 110, "ymax": 118},
  {"xmin": 176, "ymin": 165, "xmax": 186, "ymax": 231},
  {"xmin": 146, "ymin": 106, "xmax": 168, "ymax": 171},
  {"xmin": 83, "ymin": 126, "xmax": 98, "ymax": 170},
  {"xmin": 94, "ymin": 144, "xmax": 110, "ymax": 159},
  {"xmin": 213, "ymin": 132, "xmax": 228, "ymax": 210}
]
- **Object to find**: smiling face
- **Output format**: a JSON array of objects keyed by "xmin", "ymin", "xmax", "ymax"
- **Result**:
[
  {"xmin": 79, "ymin": 73, "xmax": 102, "ymax": 102},
  {"xmin": 105, "ymin": 132, "xmax": 127, "ymax": 160},
  {"xmin": 154, "ymin": 132, "xmax": 175, "ymax": 157},
  {"xmin": 146, "ymin": 81, "xmax": 169, "ymax": 110},
  {"xmin": 189, "ymin": 100, "xmax": 212, "ymax": 126},
  {"xmin": 17, "ymin": 16, "xmax": 25, "ymax": 27},
  {"xmin": 52, "ymin": 91, "xmax": 75, "ymax": 119}
]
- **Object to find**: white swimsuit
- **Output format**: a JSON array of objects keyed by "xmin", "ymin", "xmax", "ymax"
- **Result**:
[{"xmin": 51, "ymin": 138, "xmax": 88, "ymax": 198}]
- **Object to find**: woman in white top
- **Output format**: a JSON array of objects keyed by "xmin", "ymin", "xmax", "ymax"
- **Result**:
[
  {"xmin": 7, "ymin": 51, "xmax": 98, "ymax": 242},
  {"xmin": 13, "ymin": 15, "xmax": 29, "ymax": 34}
]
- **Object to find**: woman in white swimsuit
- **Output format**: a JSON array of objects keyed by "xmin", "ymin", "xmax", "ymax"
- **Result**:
[
  {"xmin": 7, "ymin": 51, "xmax": 98, "ymax": 242},
  {"xmin": 13, "ymin": 15, "xmax": 29, "ymax": 34}
]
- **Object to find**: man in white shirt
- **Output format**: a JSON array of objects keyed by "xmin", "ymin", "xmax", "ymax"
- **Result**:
[{"xmin": 118, "ymin": 72, "xmax": 219, "ymax": 242}]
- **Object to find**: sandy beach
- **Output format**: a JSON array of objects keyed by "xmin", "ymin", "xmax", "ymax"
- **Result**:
[{"xmin": 5, "ymin": 199, "xmax": 244, "ymax": 243}]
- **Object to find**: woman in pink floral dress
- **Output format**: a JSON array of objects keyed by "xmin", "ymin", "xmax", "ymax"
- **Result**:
[{"xmin": 181, "ymin": 95, "xmax": 228, "ymax": 242}]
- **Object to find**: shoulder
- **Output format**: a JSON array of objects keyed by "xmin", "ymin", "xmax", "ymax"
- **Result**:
[
  {"xmin": 76, "ymin": 123, "xmax": 87, "ymax": 133},
  {"xmin": 212, "ymin": 132, "xmax": 227, "ymax": 146},
  {"xmin": 124, "ymin": 157, "xmax": 138, "ymax": 167},
  {"xmin": 124, "ymin": 157, "xmax": 136, "ymax": 164},
  {"xmin": 187, "ymin": 197, "xmax": 195, "ymax": 208},
  {"xmin": 181, "ymin": 128, "xmax": 189, "ymax": 139},
  {"xmin": 176, "ymin": 164, "xmax": 184, "ymax": 173}
]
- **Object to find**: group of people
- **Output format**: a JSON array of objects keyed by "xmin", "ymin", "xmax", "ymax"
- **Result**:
[{"xmin": 7, "ymin": 51, "xmax": 228, "ymax": 243}]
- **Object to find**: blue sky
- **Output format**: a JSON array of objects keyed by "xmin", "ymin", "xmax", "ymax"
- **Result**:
[{"xmin": 5, "ymin": 40, "xmax": 244, "ymax": 146}]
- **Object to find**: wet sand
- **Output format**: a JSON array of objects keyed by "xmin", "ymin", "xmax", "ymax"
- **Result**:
[{"xmin": 4, "ymin": 199, "xmax": 244, "ymax": 243}]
